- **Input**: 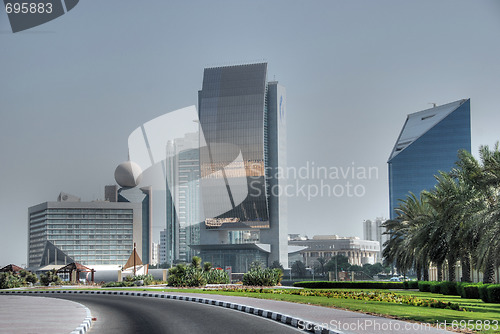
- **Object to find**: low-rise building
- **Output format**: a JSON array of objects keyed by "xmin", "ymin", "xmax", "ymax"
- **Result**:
[{"xmin": 288, "ymin": 235, "xmax": 380, "ymax": 267}]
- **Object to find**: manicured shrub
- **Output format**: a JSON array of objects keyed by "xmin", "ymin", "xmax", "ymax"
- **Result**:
[
  {"xmin": 430, "ymin": 282, "xmax": 441, "ymax": 294},
  {"xmin": 479, "ymin": 284, "xmax": 490, "ymax": 302},
  {"xmin": 403, "ymin": 280, "xmax": 419, "ymax": 289},
  {"xmin": 418, "ymin": 281, "xmax": 432, "ymax": 292},
  {"xmin": 440, "ymin": 281, "xmax": 459, "ymax": 295},
  {"xmin": 293, "ymin": 281, "xmax": 403, "ymax": 289},
  {"xmin": 460, "ymin": 284, "xmax": 481, "ymax": 299},
  {"xmin": 486, "ymin": 284, "xmax": 500, "ymax": 303}
]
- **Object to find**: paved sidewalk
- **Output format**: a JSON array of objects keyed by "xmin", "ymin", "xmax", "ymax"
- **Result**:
[
  {"xmin": 0, "ymin": 295, "xmax": 91, "ymax": 334},
  {"xmin": 161, "ymin": 291, "xmax": 451, "ymax": 334}
]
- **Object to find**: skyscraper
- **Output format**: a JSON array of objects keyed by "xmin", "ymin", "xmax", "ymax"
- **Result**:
[
  {"xmin": 195, "ymin": 63, "xmax": 288, "ymax": 271},
  {"xmin": 363, "ymin": 218, "xmax": 388, "ymax": 263},
  {"xmin": 165, "ymin": 132, "xmax": 201, "ymax": 264},
  {"xmin": 388, "ymin": 99, "xmax": 471, "ymax": 219}
]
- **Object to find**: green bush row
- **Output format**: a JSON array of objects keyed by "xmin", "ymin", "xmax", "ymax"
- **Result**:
[
  {"xmin": 418, "ymin": 281, "xmax": 459, "ymax": 295},
  {"xmin": 293, "ymin": 281, "xmax": 404, "ymax": 289},
  {"xmin": 417, "ymin": 281, "xmax": 500, "ymax": 303},
  {"xmin": 402, "ymin": 280, "xmax": 419, "ymax": 289}
]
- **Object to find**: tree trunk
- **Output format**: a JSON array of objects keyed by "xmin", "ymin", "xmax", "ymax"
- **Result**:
[
  {"xmin": 448, "ymin": 259, "xmax": 456, "ymax": 282},
  {"xmin": 416, "ymin": 262, "xmax": 422, "ymax": 281},
  {"xmin": 461, "ymin": 256, "xmax": 471, "ymax": 282},
  {"xmin": 483, "ymin": 258, "xmax": 496, "ymax": 283},
  {"xmin": 437, "ymin": 263, "xmax": 443, "ymax": 281},
  {"xmin": 423, "ymin": 266, "xmax": 429, "ymax": 281}
]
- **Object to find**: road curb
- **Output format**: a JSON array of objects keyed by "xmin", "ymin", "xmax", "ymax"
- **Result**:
[
  {"xmin": 0, "ymin": 291, "xmax": 93, "ymax": 334},
  {"xmin": 0, "ymin": 290, "xmax": 340, "ymax": 334}
]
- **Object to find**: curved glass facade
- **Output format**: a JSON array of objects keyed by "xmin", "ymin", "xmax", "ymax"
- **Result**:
[{"xmin": 199, "ymin": 63, "xmax": 269, "ymax": 228}]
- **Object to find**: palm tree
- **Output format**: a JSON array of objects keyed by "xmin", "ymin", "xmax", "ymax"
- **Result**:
[
  {"xmin": 453, "ymin": 145, "xmax": 500, "ymax": 283},
  {"xmin": 425, "ymin": 172, "xmax": 473, "ymax": 282},
  {"xmin": 474, "ymin": 145, "xmax": 500, "ymax": 283},
  {"xmin": 383, "ymin": 192, "xmax": 434, "ymax": 279}
]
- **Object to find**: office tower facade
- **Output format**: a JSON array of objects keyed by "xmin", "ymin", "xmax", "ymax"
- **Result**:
[
  {"xmin": 165, "ymin": 132, "xmax": 201, "ymax": 264},
  {"xmin": 363, "ymin": 218, "xmax": 388, "ymax": 263},
  {"xmin": 159, "ymin": 229, "xmax": 167, "ymax": 265},
  {"xmin": 388, "ymin": 99, "xmax": 471, "ymax": 219},
  {"xmin": 196, "ymin": 63, "xmax": 287, "ymax": 272},
  {"xmin": 28, "ymin": 192, "xmax": 144, "ymax": 268}
]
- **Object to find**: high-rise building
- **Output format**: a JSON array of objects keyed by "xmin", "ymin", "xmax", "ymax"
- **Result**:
[
  {"xmin": 150, "ymin": 242, "xmax": 159, "ymax": 266},
  {"xmin": 363, "ymin": 218, "xmax": 388, "ymax": 263},
  {"xmin": 195, "ymin": 63, "xmax": 287, "ymax": 272},
  {"xmin": 159, "ymin": 229, "xmax": 167, "ymax": 265},
  {"xmin": 28, "ymin": 191, "xmax": 145, "ymax": 268},
  {"xmin": 388, "ymin": 99, "xmax": 471, "ymax": 219},
  {"xmin": 165, "ymin": 132, "xmax": 201, "ymax": 264}
]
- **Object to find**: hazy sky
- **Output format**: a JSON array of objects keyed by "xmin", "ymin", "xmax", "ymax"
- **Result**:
[{"xmin": 1, "ymin": 1, "xmax": 500, "ymax": 267}]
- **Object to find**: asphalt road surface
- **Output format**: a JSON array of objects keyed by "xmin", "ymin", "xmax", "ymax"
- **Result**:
[{"xmin": 46, "ymin": 294, "xmax": 303, "ymax": 334}]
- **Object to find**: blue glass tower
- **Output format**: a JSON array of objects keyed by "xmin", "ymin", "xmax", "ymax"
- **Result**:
[{"xmin": 388, "ymin": 99, "xmax": 471, "ymax": 219}]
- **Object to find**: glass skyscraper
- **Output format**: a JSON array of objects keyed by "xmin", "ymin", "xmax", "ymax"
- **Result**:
[
  {"xmin": 195, "ymin": 63, "xmax": 288, "ymax": 272},
  {"xmin": 388, "ymin": 99, "xmax": 471, "ymax": 219},
  {"xmin": 165, "ymin": 132, "xmax": 201, "ymax": 264}
]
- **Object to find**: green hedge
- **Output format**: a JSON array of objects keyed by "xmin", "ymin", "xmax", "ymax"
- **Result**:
[
  {"xmin": 459, "ymin": 284, "xmax": 481, "ymax": 299},
  {"xmin": 439, "ymin": 281, "xmax": 459, "ymax": 296},
  {"xmin": 430, "ymin": 282, "xmax": 441, "ymax": 294},
  {"xmin": 479, "ymin": 284, "xmax": 490, "ymax": 302},
  {"xmin": 486, "ymin": 284, "xmax": 500, "ymax": 303},
  {"xmin": 418, "ymin": 281, "xmax": 432, "ymax": 292},
  {"xmin": 293, "ymin": 281, "xmax": 404, "ymax": 289},
  {"xmin": 403, "ymin": 280, "xmax": 419, "ymax": 289}
]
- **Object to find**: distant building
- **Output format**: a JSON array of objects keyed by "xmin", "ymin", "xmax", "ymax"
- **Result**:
[
  {"xmin": 150, "ymin": 242, "xmax": 159, "ymax": 266},
  {"xmin": 28, "ymin": 191, "xmax": 146, "ymax": 269},
  {"xmin": 363, "ymin": 218, "xmax": 388, "ymax": 263},
  {"xmin": 159, "ymin": 229, "xmax": 167, "ymax": 265},
  {"xmin": 388, "ymin": 99, "xmax": 471, "ymax": 219},
  {"xmin": 288, "ymin": 235, "xmax": 380, "ymax": 267},
  {"xmin": 104, "ymin": 185, "xmax": 118, "ymax": 202},
  {"xmin": 165, "ymin": 132, "xmax": 201, "ymax": 264}
]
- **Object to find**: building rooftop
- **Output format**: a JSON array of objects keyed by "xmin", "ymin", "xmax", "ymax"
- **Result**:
[{"xmin": 388, "ymin": 99, "xmax": 468, "ymax": 161}]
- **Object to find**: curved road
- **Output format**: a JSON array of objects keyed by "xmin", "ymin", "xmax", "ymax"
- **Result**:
[{"xmin": 46, "ymin": 294, "xmax": 302, "ymax": 334}]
